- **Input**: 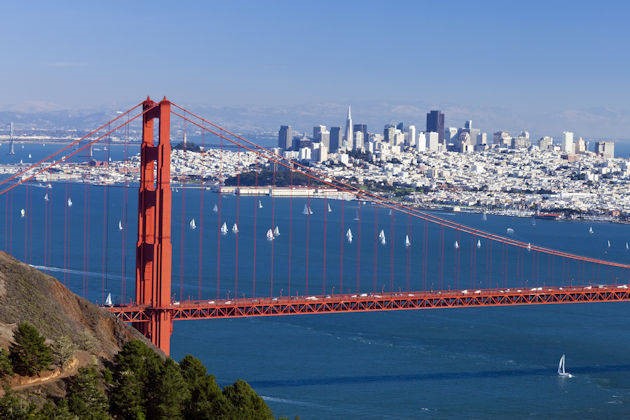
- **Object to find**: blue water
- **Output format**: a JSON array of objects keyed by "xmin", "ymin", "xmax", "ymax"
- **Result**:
[{"xmin": 0, "ymin": 144, "xmax": 629, "ymax": 417}]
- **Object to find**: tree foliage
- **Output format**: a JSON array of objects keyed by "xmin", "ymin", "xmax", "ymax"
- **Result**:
[
  {"xmin": 0, "ymin": 349, "xmax": 13, "ymax": 377},
  {"xmin": 66, "ymin": 367, "xmax": 109, "ymax": 419},
  {"xmin": 9, "ymin": 322, "xmax": 52, "ymax": 376}
]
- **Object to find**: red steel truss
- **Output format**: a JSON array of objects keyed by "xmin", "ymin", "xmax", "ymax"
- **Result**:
[{"xmin": 107, "ymin": 284, "xmax": 629, "ymax": 322}]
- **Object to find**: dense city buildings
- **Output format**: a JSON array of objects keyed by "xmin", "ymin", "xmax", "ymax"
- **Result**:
[
  {"xmin": 278, "ymin": 125, "xmax": 292, "ymax": 150},
  {"xmin": 426, "ymin": 110, "xmax": 445, "ymax": 144}
]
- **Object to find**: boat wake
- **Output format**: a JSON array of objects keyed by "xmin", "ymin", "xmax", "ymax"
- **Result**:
[{"xmin": 30, "ymin": 265, "xmax": 123, "ymax": 280}]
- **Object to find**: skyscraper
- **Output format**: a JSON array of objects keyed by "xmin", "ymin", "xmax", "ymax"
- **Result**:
[
  {"xmin": 426, "ymin": 110, "xmax": 445, "ymax": 143},
  {"xmin": 278, "ymin": 125, "xmax": 292, "ymax": 150},
  {"xmin": 353, "ymin": 124, "xmax": 368, "ymax": 143},
  {"xmin": 344, "ymin": 106, "xmax": 353, "ymax": 151},
  {"xmin": 329, "ymin": 127, "xmax": 341, "ymax": 152}
]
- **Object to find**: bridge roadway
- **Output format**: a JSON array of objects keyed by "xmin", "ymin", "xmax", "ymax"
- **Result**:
[{"xmin": 106, "ymin": 284, "xmax": 629, "ymax": 322}]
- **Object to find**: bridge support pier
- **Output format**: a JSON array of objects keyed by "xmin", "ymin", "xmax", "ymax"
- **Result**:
[{"xmin": 135, "ymin": 97, "xmax": 173, "ymax": 355}]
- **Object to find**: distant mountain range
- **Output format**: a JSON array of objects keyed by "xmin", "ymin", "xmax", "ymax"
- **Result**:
[{"xmin": 1, "ymin": 100, "xmax": 629, "ymax": 141}]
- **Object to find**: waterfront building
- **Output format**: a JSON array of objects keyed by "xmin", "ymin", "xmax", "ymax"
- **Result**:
[
  {"xmin": 426, "ymin": 110, "xmax": 445, "ymax": 143},
  {"xmin": 278, "ymin": 125, "xmax": 292, "ymax": 150}
]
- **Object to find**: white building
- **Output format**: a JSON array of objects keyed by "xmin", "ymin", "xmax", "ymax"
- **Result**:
[
  {"xmin": 562, "ymin": 131, "xmax": 574, "ymax": 154},
  {"xmin": 416, "ymin": 131, "xmax": 426, "ymax": 152},
  {"xmin": 407, "ymin": 125, "xmax": 416, "ymax": 147},
  {"xmin": 427, "ymin": 132, "xmax": 440, "ymax": 151}
]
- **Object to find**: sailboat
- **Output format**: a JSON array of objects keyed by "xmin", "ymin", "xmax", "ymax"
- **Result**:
[
  {"xmin": 588, "ymin": 226, "xmax": 594, "ymax": 234},
  {"xmin": 477, "ymin": 239, "xmax": 482, "ymax": 249},
  {"xmin": 353, "ymin": 209, "xmax": 360, "ymax": 221},
  {"xmin": 28, "ymin": 153, "xmax": 32, "ymax": 159},
  {"xmin": 531, "ymin": 218, "xmax": 536, "ymax": 226},
  {"xmin": 105, "ymin": 293, "xmax": 113, "ymax": 307},
  {"xmin": 626, "ymin": 242, "xmax": 629, "ymax": 251},
  {"xmin": 506, "ymin": 227, "xmax": 514, "ymax": 235},
  {"xmin": 388, "ymin": 209, "xmax": 393, "ymax": 216},
  {"xmin": 302, "ymin": 203, "xmax": 313, "ymax": 215},
  {"xmin": 258, "ymin": 200, "xmax": 263, "ymax": 209},
  {"xmin": 346, "ymin": 228, "xmax": 353, "ymax": 244},
  {"xmin": 220, "ymin": 222, "xmax": 228, "ymax": 235},
  {"xmin": 607, "ymin": 240, "xmax": 611, "ymax": 248},
  {"xmin": 405, "ymin": 235, "xmax": 411, "ymax": 248},
  {"xmin": 67, "ymin": 198, "xmax": 73, "ymax": 207},
  {"xmin": 266, "ymin": 228, "xmax": 274, "ymax": 241},
  {"xmin": 212, "ymin": 204, "xmax": 218, "ymax": 213},
  {"xmin": 482, "ymin": 212, "xmax": 487, "ymax": 221},
  {"xmin": 454, "ymin": 240, "xmax": 460, "ymax": 250},
  {"xmin": 327, "ymin": 203, "xmax": 332, "ymax": 213},
  {"xmin": 527, "ymin": 243, "xmax": 532, "ymax": 252},
  {"xmin": 44, "ymin": 193, "xmax": 49, "ymax": 202},
  {"xmin": 189, "ymin": 218, "xmax": 197, "ymax": 230},
  {"xmin": 232, "ymin": 223, "xmax": 239, "ymax": 234},
  {"xmin": 118, "ymin": 220, "xmax": 123, "ymax": 231},
  {"xmin": 20, "ymin": 209, "xmax": 25, "ymax": 218},
  {"xmin": 557, "ymin": 354, "xmax": 573, "ymax": 378},
  {"xmin": 273, "ymin": 226, "xmax": 280, "ymax": 237},
  {"xmin": 378, "ymin": 229, "xmax": 386, "ymax": 246}
]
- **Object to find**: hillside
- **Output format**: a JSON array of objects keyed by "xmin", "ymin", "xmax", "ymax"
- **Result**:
[{"xmin": 0, "ymin": 251, "xmax": 149, "ymax": 359}]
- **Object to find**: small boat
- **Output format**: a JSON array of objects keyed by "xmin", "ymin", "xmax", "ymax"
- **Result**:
[
  {"xmin": 302, "ymin": 204, "xmax": 313, "ymax": 215},
  {"xmin": 118, "ymin": 220, "xmax": 123, "ymax": 231},
  {"xmin": 346, "ymin": 228, "xmax": 353, "ymax": 244},
  {"xmin": 189, "ymin": 218, "xmax": 197, "ymax": 230},
  {"xmin": 405, "ymin": 235, "xmax": 411, "ymax": 248},
  {"xmin": 378, "ymin": 229, "xmax": 386, "ymax": 246},
  {"xmin": 506, "ymin": 228, "xmax": 514, "ymax": 235},
  {"xmin": 44, "ymin": 193, "xmax": 49, "ymax": 202},
  {"xmin": 266, "ymin": 228, "xmax": 274, "ymax": 241},
  {"xmin": 607, "ymin": 240, "xmax": 611, "ymax": 248},
  {"xmin": 388, "ymin": 209, "xmax": 393, "ymax": 216},
  {"xmin": 212, "ymin": 204, "xmax": 218, "ymax": 213},
  {"xmin": 258, "ymin": 200, "xmax": 263, "ymax": 209},
  {"xmin": 557, "ymin": 354, "xmax": 573, "ymax": 378},
  {"xmin": 232, "ymin": 223, "xmax": 239, "ymax": 234},
  {"xmin": 353, "ymin": 210, "xmax": 360, "ymax": 221},
  {"xmin": 20, "ymin": 209, "xmax": 25, "ymax": 218},
  {"xmin": 482, "ymin": 212, "xmax": 487, "ymax": 221},
  {"xmin": 273, "ymin": 226, "xmax": 280, "ymax": 237},
  {"xmin": 220, "ymin": 222, "xmax": 228, "ymax": 235},
  {"xmin": 454, "ymin": 240, "xmax": 460, "ymax": 250},
  {"xmin": 105, "ymin": 293, "xmax": 113, "ymax": 307},
  {"xmin": 588, "ymin": 226, "xmax": 594, "ymax": 234},
  {"xmin": 527, "ymin": 243, "xmax": 532, "ymax": 252},
  {"xmin": 477, "ymin": 239, "xmax": 481, "ymax": 249},
  {"xmin": 28, "ymin": 153, "xmax": 32, "ymax": 159},
  {"xmin": 626, "ymin": 242, "xmax": 629, "ymax": 250},
  {"xmin": 67, "ymin": 198, "xmax": 73, "ymax": 207},
  {"xmin": 327, "ymin": 203, "xmax": 332, "ymax": 213}
]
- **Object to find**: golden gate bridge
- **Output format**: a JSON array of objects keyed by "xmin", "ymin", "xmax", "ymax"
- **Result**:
[{"xmin": 1, "ymin": 97, "xmax": 628, "ymax": 355}]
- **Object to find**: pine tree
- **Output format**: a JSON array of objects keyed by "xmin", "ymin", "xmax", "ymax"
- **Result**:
[
  {"xmin": 146, "ymin": 358, "xmax": 189, "ymax": 419},
  {"xmin": 0, "ymin": 349, "xmax": 13, "ymax": 377},
  {"xmin": 9, "ymin": 322, "xmax": 53, "ymax": 376},
  {"xmin": 180, "ymin": 355, "xmax": 229, "ymax": 419},
  {"xmin": 223, "ymin": 379, "xmax": 273, "ymax": 420},
  {"xmin": 66, "ymin": 367, "xmax": 109, "ymax": 419}
]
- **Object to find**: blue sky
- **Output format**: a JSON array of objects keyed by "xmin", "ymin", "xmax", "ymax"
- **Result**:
[{"xmin": 1, "ymin": 0, "xmax": 629, "ymax": 135}]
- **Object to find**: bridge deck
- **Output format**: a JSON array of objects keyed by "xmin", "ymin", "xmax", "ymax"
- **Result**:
[{"xmin": 106, "ymin": 284, "xmax": 630, "ymax": 323}]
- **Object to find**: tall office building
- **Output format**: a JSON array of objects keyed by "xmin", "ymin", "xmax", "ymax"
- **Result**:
[
  {"xmin": 595, "ymin": 141, "xmax": 614, "ymax": 158},
  {"xmin": 426, "ymin": 110, "xmax": 445, "ymax": 143},
  {"xmin": 278, "ymin": 125, "xmax": 292, "ymax": 150},
  {"xmin": 407, "ymin": 125, "xmax": 416, "ymax": 147},
  {"xmin": 383, "ymin": 124, "xmax": 396, "ymax": 142},
  {"xmin": 353, "ymin": 124, "xmax": 368, "ymax": 143},
  {"xmin": 344, "ymin": 106, "xmax": 353, "ymax": 151},
  {"xmin": 426, "ymin": 132, "xmax": 440, "ymax": 151},
  {"xmin": 416, "ymin": 131, "xmax": 426, "ymax": 152},
  {"xmin": 396, "ymin": 121, "xmax": 404, "ymax": 132},
  {"xmin": 329, "ymin": 127, "xmax": 341, "ymax": 152},
  {"xmin": 313, "ymin": 125, "xmax": 330, "ymax": 149},
  {"xmin": 562, "ymin": 131, "xmax": 574, "ymax": 154}
]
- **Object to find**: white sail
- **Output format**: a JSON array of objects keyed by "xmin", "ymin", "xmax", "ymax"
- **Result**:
[
  {"xmin": 118, "ymin": 220, "xmax": 123, "ymax": 231},
  {"xmin": 405, "ymin": 235, "xmax": 411, "ymax": 248},
  {"xmin": 67, "ymin": 197, "xmax": 73, "ymax": 207},
  {"xmin": 20, "ymin": 208, "xmax": 25, "ymax": 218},
  {"xmin": 232, "ymin": 223, "xmax": 239, "ymax": 234},
  {"xmin": 607, "ymin": 240, "xmax": 611, "ymax": 248},
  {"xmin": 266, "ymin": 228, "xmax": 274, "ymax": 241},
  {"xmin": 44, "ymin": 193, "xmax": 49, "ymax": 202},
  {"xmin": 588, "ymin": 226, "xmax": 594, "ymax": 234},
  {"xmin": 274, "ymin": 226, "xmax": 280, "ymax": 237},
  {"xmin": 220, "ymin": 222, "xmax": 228, "ymax": 235},
  {"xmin": 346, "ymin": 228, "xmax": 353, "ymax": 244},
  {"xmin": 379, "ymin": 229, "xmax": 386, "ymax": 246},
  {"xmin": 388, "ymin": 209, "xmax": 393, "ymax": 216},
  {"xmin": 328, "ymin": 203, "xmax": 332, "ymax": 213},
  {"xmin": 558, "ymin": 354, "xmax": 573, "ymax": 378},
  {"xmin": 454, "ymin": 240, "xmax": 459, "ymax": 250},
  {"xmin": 105, "ymin": 293, "xmax": 113, "ymax": 306},
  {"xmin": 302, "ymin": 204, "xmax": 310, "ymax": 215},
  {"xmin": 212, "ymin": 204, "xmax": 218, "ymax": 213},
  {"xmin": 477, "ymin": 239, "xmax": 482, "ymax": 249},
  {"xmin": 189, "ymin": 218, "xmax": 197, "ymax": 230},
  {"xmin": 28, "ymin": 153, "xmax": 32, "ymax": 159},
  {"xmin": 258, "ymin": 200, "xmax": 263, "ymax": 209},
  {"xmin": 626, "ymin": 242, "xmax": 629, "ymax": 250},
  {"xmin": 482, "ymin": 212, "xmax": 487, "ymax": 221},
  {"xmin": 506, "ymin": 227, "xmax": 514, "ymax": 235},
  {"xmin": 354, "ymin": 210, "xmax": 360, "ymax": 221},
  {"xmin": 309, "ymin": 206, "xmax": 313, "ymax": 215},
  {"xmin": 527, "ymin": 243, "xmax": 532, "ymax": 252}
]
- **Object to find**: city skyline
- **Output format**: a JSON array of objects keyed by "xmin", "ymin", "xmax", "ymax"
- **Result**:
[{"xmin": 1, "ymin": 1, "xmax": 630, "ymax": 137}]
